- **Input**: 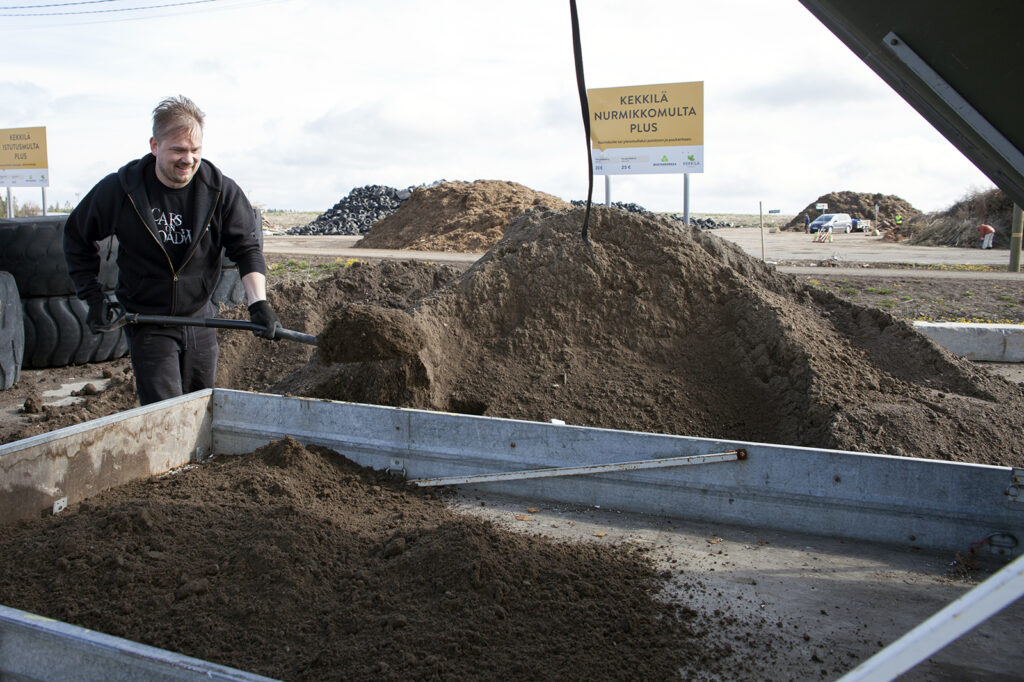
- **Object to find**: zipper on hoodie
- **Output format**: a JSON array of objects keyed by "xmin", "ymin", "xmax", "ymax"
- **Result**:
[{"xmin": 126, "ymin": 189, "xmax": 221, "ymax": 315}]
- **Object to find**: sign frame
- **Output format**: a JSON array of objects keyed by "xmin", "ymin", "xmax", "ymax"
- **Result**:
[
  {"xmin": 587, "ymin": 81, "xmax": 704, "ymax": 176},
  {"xmin": 0, "ymin": 126, "xmax": 49, "ymax": 187}
]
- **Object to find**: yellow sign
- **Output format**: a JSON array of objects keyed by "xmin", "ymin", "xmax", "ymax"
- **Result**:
[
  {"xmin": 1, "ymin": 127, "xmax": 48, "ymax": 170},
  {"xmin": 0, "ymin": 127, "xmax": 49, "ymax": 187},
  {"xmin": 587, "ymin": 81, "xmax": 703, "ymax": 175}
]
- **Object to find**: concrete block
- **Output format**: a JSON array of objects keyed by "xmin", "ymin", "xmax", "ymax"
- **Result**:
[{"xmin": 913, "ymin": 321, "xmax": 1024, "ymax": 362}]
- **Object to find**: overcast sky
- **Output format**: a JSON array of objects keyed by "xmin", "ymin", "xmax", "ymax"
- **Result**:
[{"xmin": 2, "ymin": 0, "xmax": 996, "ymax": 216}]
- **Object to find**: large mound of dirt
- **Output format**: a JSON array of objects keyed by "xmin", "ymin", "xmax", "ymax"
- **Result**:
[
  {"xmin": 278, "ymin": 206, "xmax": 1024, "ymax": 466},
  {"xmin": 908, "ymin": 188, "xmax": 1013, "ymax": 248},
  {"xmin": 1, "ymin": 436, "xmax": 769, "ymax": 679},
  {"xmin": 786, "ymin": 191, "xmax": 920, "ymax": 232},
  {"xmin": 355, "ymin": 180, "xmax": 572, "ymax": 253}
]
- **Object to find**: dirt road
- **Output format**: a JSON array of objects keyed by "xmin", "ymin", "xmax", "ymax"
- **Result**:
[{"xmin": 264, "ymin": 228, "xmax": 1017, "ymax": 270}]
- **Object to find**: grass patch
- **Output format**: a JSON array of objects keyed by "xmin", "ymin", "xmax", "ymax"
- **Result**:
[
  {"xmin": 877, "ymin": 299, "xmax": 896, "ymax": 308},
  {"xmin": 842, "ymin": 288, "xmax": 859, "ymax": 296},
  {"xmin": 866, "ymin": 287, "xmax": 893, "ymax": 295},
  {"xmin": 268, "ymin": 257, "xmax": 359, "ymax": 282},
  {"xmin": 917, "ymin": 263, "xmax": 1004, "ymax": 272}
]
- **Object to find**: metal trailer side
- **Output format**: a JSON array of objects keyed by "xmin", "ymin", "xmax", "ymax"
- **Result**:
[{"xmin": 1, "ymin": 388, "xmax": 1022, "ymax": 679}]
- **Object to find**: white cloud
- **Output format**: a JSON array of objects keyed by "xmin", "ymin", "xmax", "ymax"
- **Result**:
[{"xmin": 1, "ymin": 0, "xmax": 998, "ymax": 215}]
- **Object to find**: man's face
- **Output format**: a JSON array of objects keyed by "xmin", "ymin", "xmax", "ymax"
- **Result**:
[{"xmin": 150, "ymin": 126, "xmax": 202, "ymax": 189}]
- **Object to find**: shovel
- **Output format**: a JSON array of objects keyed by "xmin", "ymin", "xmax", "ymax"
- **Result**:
[{"xmin": 96, "ymin": 303, "xmax": 317, "ymax": 345}]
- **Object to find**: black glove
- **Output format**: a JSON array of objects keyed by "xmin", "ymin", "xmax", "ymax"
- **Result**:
[
  {"xmin": 86, "ymin": 294, "xmax": 110, "ymax": 333},
  {"xmin": 248, "ymin": 300, "xmax": 281, "ymax": 340}
]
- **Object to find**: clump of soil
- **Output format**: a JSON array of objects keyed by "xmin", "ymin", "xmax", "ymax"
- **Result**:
[
  {"xmin": 907, "ymin": 188, "xmax": 1013, "ymax": 248},
  {"xmin": 215, "ymin": 259, "xmax": 464, "ymax": 393},
  {"xmin": 317, "ymin": 305, "xmax": 425, "ymax": 363},
  {"xmin": 786, "ymin": 191, "xmax": 920, "ymax": 233},
  {"xmin": 355, "ymin": 180, "xmax": 572, "ymax": 252},
  {"xmin": 281, "ymin": 206, "xmax": 1024, "ymax": 466},
  {"xmin": 0, "ymin": 437, "xmax": 766, "ymax": 680},
  {"xmin": 21, "ymin": 392, "xmax": 42, "ymax": 414}
]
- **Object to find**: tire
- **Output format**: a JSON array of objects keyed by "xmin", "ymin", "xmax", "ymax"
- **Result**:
[
  {"xmin": 212, "ymin": 268, "xmax": 247, "ymax": 307},
  {"xmin": 0, "ymin": 216, "xmax": 118, "ymax": 297},
  {"xmin": 21, "ymin": 293, "xmax": 127, "ymax": 369},
  {"xmin": 221, "ymin": 207, "xmax": 264, "ymax": 268},
  {"xmin": 0, "ymin": 271, "xmax": 25, "ymax": 390},
  {"xmin": 216, "ymin": 207, "xmax": 263, "ymax": 304}
]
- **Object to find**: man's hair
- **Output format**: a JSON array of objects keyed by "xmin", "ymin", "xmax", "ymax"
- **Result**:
[{"xmin": 152, "ymin": 95, "xmax": 205, "ymax": 141}]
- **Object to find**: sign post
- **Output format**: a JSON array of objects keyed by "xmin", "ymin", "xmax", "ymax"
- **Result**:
[
  {"xmin": 587, "ymin": 81, "xmax": 704, "ymax": 219},
  {"xmin": 1, "ymin": 126, "xmax": 50, "ymax": 217}
]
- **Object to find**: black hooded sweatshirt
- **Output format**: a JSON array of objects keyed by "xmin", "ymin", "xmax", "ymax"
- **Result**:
[{"xmin": 63, "ymin": 154, "xmax": 265, "ymax": 316}]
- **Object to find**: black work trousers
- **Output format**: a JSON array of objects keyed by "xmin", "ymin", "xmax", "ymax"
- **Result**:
[{"xmin": 126, "ymin": 302, "xmax": 219, "ymax": 406}]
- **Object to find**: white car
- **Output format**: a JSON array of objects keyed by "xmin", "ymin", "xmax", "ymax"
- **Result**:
[{"xmin": 808, "ymin": 213, "xmax": 854, "ymax": 234}]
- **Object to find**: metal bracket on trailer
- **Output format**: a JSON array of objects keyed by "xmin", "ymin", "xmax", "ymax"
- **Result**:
[
  {"xmin": 408, "ymin": 448, "xmax": 747, "ymax": 487},
  {"xmin": 1007, "ymin": 468, "xmax": 1024, "ymax": 507}
]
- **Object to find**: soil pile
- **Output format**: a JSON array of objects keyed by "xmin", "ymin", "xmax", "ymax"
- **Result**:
[
  {"xmin": 355, "ymin": 180, "xmax": 572, "ymax": 253},
  {"xmin": 10, "ymin": 205, "xmax": 1024, "ymax": 466},
  {"xmin": 786, "ymin": 191, "xmax": 920, "ymax": 232},
  {"xmin": 216, "ymin": 260, "xmax": 463, "ymax": 394},
  {"xmin": 279, "ymin": 206, "xmax": 1024, "ymax": 466},
  {"xmin": 908, "ymin": 188, "xmax": 1013, "ymax": 248},
  {"xmin": 0, "ymin": 437, "xmax": 767, "ymax": 680}
]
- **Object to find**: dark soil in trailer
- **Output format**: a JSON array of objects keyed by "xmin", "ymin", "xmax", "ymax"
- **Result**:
[{"xmin": 0, "ymin": 437, "xmax": 782, "ymax": 680}]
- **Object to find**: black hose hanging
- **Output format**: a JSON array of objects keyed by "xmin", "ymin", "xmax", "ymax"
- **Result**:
[{"xmin": 569, "ymin": 0, "xmax": 594, "ymax": 248}]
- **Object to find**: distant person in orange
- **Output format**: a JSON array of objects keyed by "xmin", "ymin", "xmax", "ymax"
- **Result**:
[{"xmin": 979, "ymin": 223, "xmax": 996, "ymax": 249}]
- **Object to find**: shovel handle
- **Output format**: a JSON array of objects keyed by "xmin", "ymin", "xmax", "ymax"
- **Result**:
[{"xmin": 100, "ymin": 310, "xmax": 317, "ymax": 346}]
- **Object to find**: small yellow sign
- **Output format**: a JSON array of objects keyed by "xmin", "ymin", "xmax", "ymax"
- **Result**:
[
  {"xmin": 1, "ymin": 127, "xmax": 49, "ymax": 187},
  {"xmin": 1, "ymin": 127, "xmax": 48, "ymax": 170}
]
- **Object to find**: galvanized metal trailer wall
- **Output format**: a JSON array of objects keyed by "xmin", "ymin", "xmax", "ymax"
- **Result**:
[
  {"xmin": 209, "ymin": 389, "xmax": 1023, "ymax": 555},
  {"xmin": 2, "ymin": 388, "xmax": 1022, "ymax": 680}
]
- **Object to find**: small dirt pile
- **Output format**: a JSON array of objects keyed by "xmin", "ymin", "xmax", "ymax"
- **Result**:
[
  {"xmin": 355, "ymin": 180, "xmax": 572, "ymax": 253},
  {"xmin": 280, "ymin": 206, "xmax": 1024, "ymax": 466},
  {"xmin": 216, "ymin": 260, "xmax": 463, "ymax": 393},
  {"xmin": 786, "ymin": 191, "xmax": 920, "ymax": 233},
  {"xmin": 0, "ymin": 436, "xmax": 765, "ymax": 680},
  {"xmin": 908, "ymin": 188, "xmax": 1013, "ymax": 248}
]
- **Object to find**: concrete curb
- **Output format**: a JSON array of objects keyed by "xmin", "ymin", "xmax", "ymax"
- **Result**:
[{"xmin": 913, "ymin": 322, "xmax": 1024, "ymax": 362}]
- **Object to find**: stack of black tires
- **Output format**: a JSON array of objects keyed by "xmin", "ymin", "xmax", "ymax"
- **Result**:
[
  {"xmin": 0, "ymin": 210, "xmax": 259, "ymax": 389},
  {"xmin": 0, "ymin": 270, "xmax": 23, "ymax": 390},
  {"xmin": 0, "ymin": 216, "xmax": 125, "ymax": 381}
]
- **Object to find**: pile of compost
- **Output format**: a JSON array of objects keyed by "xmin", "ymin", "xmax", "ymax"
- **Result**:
[
  {"xmin": 355, "ymin": 180, "xmax": 571, "ymax": 252},
  {"xmin": 0, "ymin": 437, "xmax": 771, "ymax": 680},
  {"xmin": 786, "ymin": 191, "xmax": 920, "ymax": 232},
  {"xmin": 277, "ymin": 205, "xmax": 1024, "ymax": 467},
  {"xmin": 13, "ymin": 201, "xmax": 1024, "ymax": 467},
  {"xmin": 907, "ymin": 188, "xmax": 1013, "ymax": 248}
]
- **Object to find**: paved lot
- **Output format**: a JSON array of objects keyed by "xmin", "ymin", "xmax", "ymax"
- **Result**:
[
  {"xmin": 264, "ymin": 229, "xmax": 1017, "ymax": 270},
  {"xmin": 713, "ymin": 227, "xmax": 1010, "ymax": 266}
]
